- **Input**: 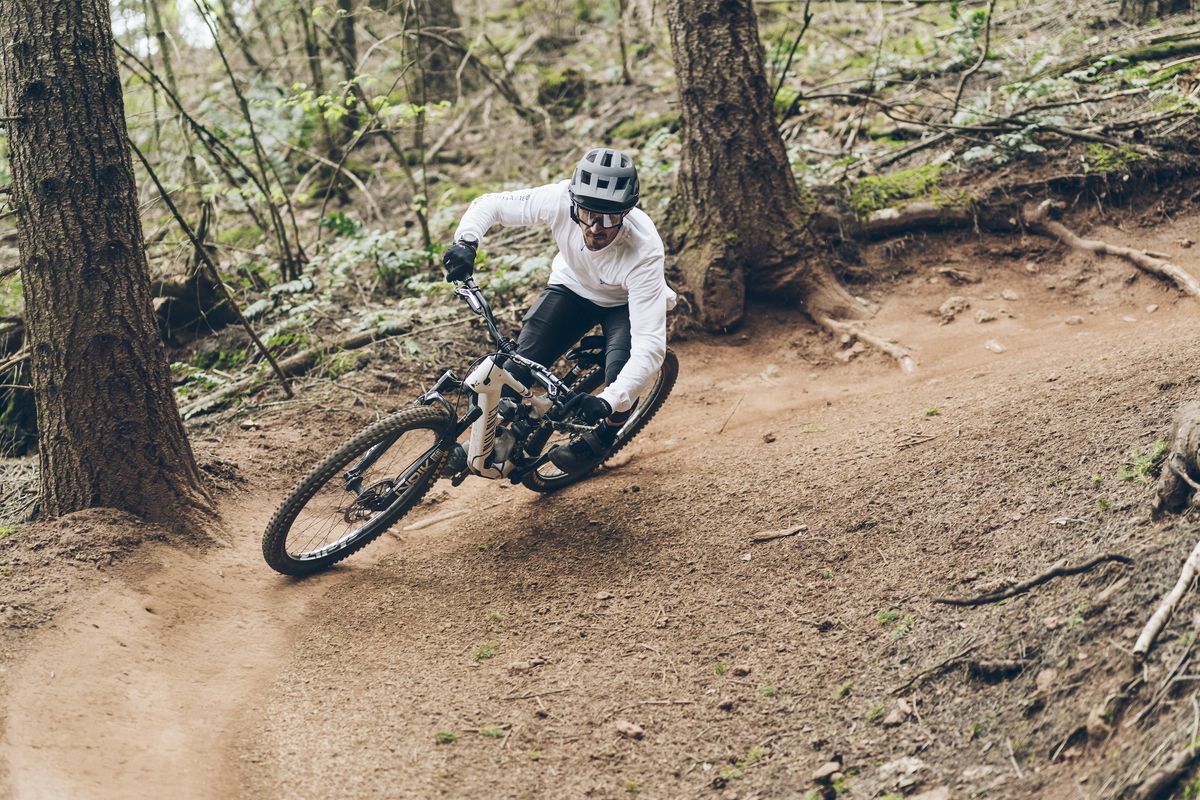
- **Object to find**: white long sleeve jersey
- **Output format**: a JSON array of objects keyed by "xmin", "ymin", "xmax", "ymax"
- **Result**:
[{"xmin": 454, "ymin": 180, "xmax": 677, "ymax": 412}]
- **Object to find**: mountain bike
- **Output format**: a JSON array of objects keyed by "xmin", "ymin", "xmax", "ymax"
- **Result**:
[{"xmin": 262, "ymin": 276, "xmax": 678, "ymax": 576}]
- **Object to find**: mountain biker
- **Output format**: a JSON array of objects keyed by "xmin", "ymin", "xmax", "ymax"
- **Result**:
[{"xmin": 442, "ymin": 147, "xmax": 676, "ymax": 475}]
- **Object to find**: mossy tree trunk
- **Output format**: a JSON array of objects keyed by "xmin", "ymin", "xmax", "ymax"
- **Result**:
[
  {"xmin": 662, "ymin": 0, "xmax": 863, "ymax": 331},
  {"xmin": 0, "ymin": 0, "xmax": 211, "ymax": 529}
]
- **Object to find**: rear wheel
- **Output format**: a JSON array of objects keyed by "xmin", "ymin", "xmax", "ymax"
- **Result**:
[
  {"xmin": 262, "ymin": 405, "xmax": 452, "ymax": 576},
  {"xmin": 522, "ymin": 349, "xmax": 678, "ymax": 494}
]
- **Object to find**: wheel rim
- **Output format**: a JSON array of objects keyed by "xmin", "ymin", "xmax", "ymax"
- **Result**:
[{"xmin": 285, "ymin": 427, "xmax": 442, "ymax": 561}]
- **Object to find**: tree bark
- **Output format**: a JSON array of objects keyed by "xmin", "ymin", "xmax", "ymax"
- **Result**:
[
  {"xmin": 1120, "ymin": 0, "xmax": 1193, "ymax": 24},
  {"xmin": 406, "ymin": 0, "xmax": 471, "ymax": 103},
  {"xmin": 337, "ymin": 0, "xmax": 361, "ymax": 143},
  {"xmin": 663, "ymin": 0, "xmax": 863, "ymax": 331},
  {"xmin": 0, "ymin": 0, "xmax": 211, "ymax": 528}
]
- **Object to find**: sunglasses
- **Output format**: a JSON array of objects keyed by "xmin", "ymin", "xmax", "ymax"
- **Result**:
[{"xmin": 571, "ymin": 204, "xmax": 629, "ymax": 229}]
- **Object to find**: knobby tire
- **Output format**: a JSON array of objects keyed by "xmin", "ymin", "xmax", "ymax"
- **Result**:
[{"xmin": 262, "ymin": 405, "xmax": 452, "ymax": 576}]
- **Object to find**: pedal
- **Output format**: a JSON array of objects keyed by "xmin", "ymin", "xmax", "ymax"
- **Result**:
[{"xmin": 450, "ymin": 471, "xmax": 469, "ymax": 487}]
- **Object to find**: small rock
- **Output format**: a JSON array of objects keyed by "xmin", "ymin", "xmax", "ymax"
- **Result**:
[
  {"xmin": 762, "ymin": 432, "xmax": 777, "ymax": 444},
  {"xmin": 882, "ymin": 699, "xmax": 912, "ymax": 727},
  {"xmin": 1121, "ymin": 315, "xmax": 1137, "ymax": 323},
  {"xmin": 839, "ymin": 334, "xmax": 853, "ymax": 345},
  {"xmin": 1024, "ymin": 262, "xmax": 1040, "ymax": 274},
  {"xmin": 741, "ymin": 552, "xmax": 752, "ymax": 562},
  {"xmin": 961, "ymin": 765, "xmax": 998, "ymax": 781},
  {"xmin": 912, "ymin": 788, "xmax": 952, "ymax": 800},
  {"xmin": 1001, "ymin": 288, "xmax": 1019, "ymax": 301},
  {"xmin": 812, "ymin": 761, "xmax": 841, "ymax": 783},
  {"xmin": 630, "ymin": 484, "xmax": 641, "ymax": 493},
  {"xmin": 595, "ymin": 591, "xmax": 614, "ymax": 601},
  {"xmin": 1181, "ymin": 238, "xmax": 1195, "ymax": 249},
  {"xmin": 938, "ymin": 295, "xmax": 970, "ymax": 323},
  {"xmin": 983, "ymin": 340, "xmax": 1006, "ymax": 354},
  {"xmin": 717, "ymin": 698, "xmax": 736, "ymax": 712},
  {"xmin": 615, "ymin": 719, "xmax": 644, "ymax": 740},
  {"xmin": 761, "ymin": 363, "xmax": 782, "ymax": 382},
  {"xmin": 1036, "ymin": 668, "xmax": 1058, "ymax": 694},
  {"xmin": 833, "ymin": 348, "xmax": 857, "ymax": 364},
  {"xmin": 974, "ymin": 309, "xmax": 997, "ymax": 324},
  {"xmin": 879, "ymin": 756, "xmax": 925, "ymax": 781},
  {"xmin": 239, "ymin": 420, "xmax": 261, "ymax": 430},
  {"xmin": 507, "ymin": 657, "xmax": 547, "ymax": 674},
  {"xmin": 1147, "ymin": 304, "xmax": 1159, "ymax": 313},
  {"xmin": 1065, "ymin": 315, "xmax": 1084, "ymax": 326},
  {"xmin": 732, "ymin": 664, "xmax": 752, "ymax": 677}
]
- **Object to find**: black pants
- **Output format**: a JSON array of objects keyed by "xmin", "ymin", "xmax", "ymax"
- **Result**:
[{"xmin": 512, "ymin": 284, "xmax": 631, "ymax": 399}]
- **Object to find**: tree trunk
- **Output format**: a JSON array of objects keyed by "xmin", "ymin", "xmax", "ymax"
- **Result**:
[
  {"xmin": 407, "ymin": 0, "xmax": 470, "ymax": 103},
  {"xmin": 1120, "ymin": 0, "xmax": 1193, "ymax": 23},
  {"xmin": 337, "ymin": 0, "xmax": 361, "ymax": 143},
  {"xmin": 663, "ymin": 0, "xmax": 862, "ymax": 331},
  {"xmin": 0, "ymin": 0, "xmax": 211, "ymax": 528}
]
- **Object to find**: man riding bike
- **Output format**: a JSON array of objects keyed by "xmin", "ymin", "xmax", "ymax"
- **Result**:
[{"xmin": 442, "ymin": 147, "xmax": 676, "ymax": 475}]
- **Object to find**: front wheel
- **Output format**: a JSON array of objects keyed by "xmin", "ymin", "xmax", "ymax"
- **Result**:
[
  {"xmin": 262, "ymin": 405, "xmax": 452, "ymax": 576},
  {"xmin": 522, "ymin": 349, "xmax": 678, "ymax": 494}
]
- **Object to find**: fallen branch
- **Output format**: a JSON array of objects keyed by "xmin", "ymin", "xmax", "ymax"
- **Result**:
[
  {"xmin": 750, "ymin": 524, "xmax": 809, "ymax": 544},
  {"xmin": 934, "ymin": 553, "xmax": 1133, "ymax": 606},
  {"xmin": 1026, "ymin": 200, "xmax": 1200, "ymax": 299},
  {"xmin": 1134, "ymin": 539, "xmax": 1200, "ymax": 661},
  {"xmin": 180, "ymin": 316, "xmax": 471, "ymax": 418},
  {"xmin": 814, "ymin": 315, "xmax": 916, "ymax": 373}
]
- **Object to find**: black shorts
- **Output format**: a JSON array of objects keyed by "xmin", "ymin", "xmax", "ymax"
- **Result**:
[{"xmin": 514, "ymin": 284, "xmax": 631, "ymax": 388}]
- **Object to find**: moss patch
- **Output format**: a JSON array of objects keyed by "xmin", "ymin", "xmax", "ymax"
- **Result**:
[
  {"xmin": 848, "ymin": 162, "xmax": 946, "ymax": 217},
  {"xmin": 606, "ymin": 112, "xmax": 681, "ymax": 142}
]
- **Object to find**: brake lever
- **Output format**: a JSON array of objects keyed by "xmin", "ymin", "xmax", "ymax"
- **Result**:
[{"xmin": 454, "ymin": 285, "xmax": 484, "ymax": 314}]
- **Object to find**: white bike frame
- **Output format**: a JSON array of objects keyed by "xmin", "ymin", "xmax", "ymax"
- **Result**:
[{"xmin": 462, "ymin": 356, "xmax": 551, "ymax": 478}]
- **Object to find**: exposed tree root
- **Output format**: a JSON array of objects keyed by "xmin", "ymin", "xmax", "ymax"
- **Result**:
[
  {"xmin": 1153, "ymin": 402, "xmax": 1200, "ymax": 517},
  {"xmin": 1121, "ymin": 746, "xmax": 1200, "ymax": 800},
  {"xmin": 934, "ymin": 553, "xmax": 1133, "ymax": 606},
  {"xmin": 814, "ymin": 314, "xmax": 917, "ymax": 373},
  {"xmin": 1025, "ymin": 199, "xmax": 1200, "ymax": 299}
]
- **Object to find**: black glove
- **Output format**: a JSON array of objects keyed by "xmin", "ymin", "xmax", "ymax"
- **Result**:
[
  {"xmin": 564, "ymin": 393, "xmax": 612, "ymax": 425},
  {"xmin": 443, "ymin": 240, "xmax": 477, "ymax": 282}
]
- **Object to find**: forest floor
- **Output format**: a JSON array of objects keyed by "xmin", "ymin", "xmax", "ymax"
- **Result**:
[{"xmin": 4, "ymin": 201, "xmax": 1200, "ymax": 799}]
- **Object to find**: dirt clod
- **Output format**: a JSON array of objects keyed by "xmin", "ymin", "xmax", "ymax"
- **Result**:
[
  {"xmin": 938, "ymin": 295, "xmax": 969, "ymax": 323},
  {"xmin": 1065, "ymin": 315, "xmax": 1084, "ymax": 325},
  {"xmin": 615, "ymin": 719, "xmax": 644, "ymax": 740},
  {"xmin": 812, "ymin": 761, "xmax": 841, "ymax": 783}
]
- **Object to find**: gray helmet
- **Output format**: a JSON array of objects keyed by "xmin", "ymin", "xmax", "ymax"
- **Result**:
[{"xmin": 569, "ymin": 148, "xmax": 640, "ymax": 214}]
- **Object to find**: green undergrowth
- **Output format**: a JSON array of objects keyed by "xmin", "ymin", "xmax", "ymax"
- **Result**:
[{"xmin": 847, "ymin": 162, "xmax": 947, "ymax": 217}]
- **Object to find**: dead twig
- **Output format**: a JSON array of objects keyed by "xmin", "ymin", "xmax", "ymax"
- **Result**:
[
  {"xmin": 1135, "ymin": 538, "xmax": 1200, "ymax": 660},
  {"xmin": 934, "ymin": 553, "xmax": 1133, "ymax": 606},
  {"xmin": 750, "ymin": 524, "xmax": 809, "ymax": 544},
  {"xmin": 129, "ymin": 139, "xmax": 293, "ymax": 402},
  {"xmin": 891, "ymin": 636, "xmax": 978, "ymax": 695},
  {"xmin": 1125, "ymin": 746, "xmax": 1200, "ymax": 800},
  {"xmin": 1026, "ymin": 200, "xmax": 1200, "ymax": 299},
  {"xmin": 950, "ymin": 0, "xmax": 998, "ymax": 117},
  {"xmin": 717, "ymin": 394, "xmax": 744, "ymax": 434}
]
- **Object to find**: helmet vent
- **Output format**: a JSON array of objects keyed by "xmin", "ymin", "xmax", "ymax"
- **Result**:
[
  {"xmin": 596, "ymin": 178, "xmax": 610, "ymax": 189},
  {"xmin": 601, "ymin": 151, "xmax": 613, "ymax": 167},
  {"xmin": 615, "ymin": 177, "xmax": 628, "ymax": 190},
  {"xmin": 581, "ymin": 170, "xmax": 592, "ymax": 185}
]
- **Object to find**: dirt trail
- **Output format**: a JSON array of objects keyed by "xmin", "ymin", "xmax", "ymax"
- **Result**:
[
  {"xmin": 2, "ymin": 498, "xmax": 335, "ymax": 800},
  {"xmin": 5, "ymin": 218, "xmax": 1200, "ymax": 798}
]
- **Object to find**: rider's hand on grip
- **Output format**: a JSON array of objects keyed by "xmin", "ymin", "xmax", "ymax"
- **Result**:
[
  {"xmin": 443, "ymin": 240, "xmax": 477, "ymax": 282},
  {"xmin": 562, "ymin": 393, "xmax": 612, "ymax": 425}
]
